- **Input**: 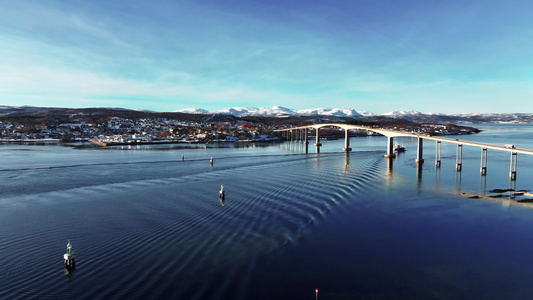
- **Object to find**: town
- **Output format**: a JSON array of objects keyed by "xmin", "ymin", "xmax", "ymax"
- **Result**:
[{"xmin": 0, "ymin": 107, "xmax": 480, "ymax": 145}]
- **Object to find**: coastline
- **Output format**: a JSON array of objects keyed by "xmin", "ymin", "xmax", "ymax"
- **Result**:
[
  {"xmin": 0, "ymin": 138, "xmax": 61, "ymax": 143},
  {"xmin": 87, "ymin": 138, "xmax": 280, "ymax": 147},
  {"xmin": 87, "ymin": 139, "xmax": 201, "ymax": 147}
]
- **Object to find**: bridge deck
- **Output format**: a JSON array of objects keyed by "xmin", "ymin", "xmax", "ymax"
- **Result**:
[{"xmin": 275, "ymin": 123, "xmax": 533, "ymax": 155}]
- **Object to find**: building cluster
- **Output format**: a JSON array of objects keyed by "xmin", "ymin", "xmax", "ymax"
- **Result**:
[
  {"xmin": 388, "ymin": 124, "xmax": 477, "ymax": 136},
  {"xmin": 0, "ymin": 116, "xmax": 280, "ymax": 143}
]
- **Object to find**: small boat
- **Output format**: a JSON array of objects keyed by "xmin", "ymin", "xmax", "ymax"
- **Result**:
[{"xmin": 393, "ymin": 143, "xmax": 406, "ymax": 152}]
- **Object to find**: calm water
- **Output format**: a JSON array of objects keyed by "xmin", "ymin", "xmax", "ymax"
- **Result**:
[{"xmin": 2, "ymin": 124, "xmax": 533, "ymax": 299}]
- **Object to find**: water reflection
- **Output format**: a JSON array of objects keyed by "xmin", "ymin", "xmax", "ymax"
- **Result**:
[
  {"xmin": 344, "ymin": 153, "xmax": 350, "ymax": 169},
  {"xmin": 429, "ymin": 163, "xmax": 441, "ymax": 194},
  {"xmin": 455, "ymin": 170, "xmax": 462, "ymax": 192},
  {"xmin": 416, "ymin": 163, "xmax": 423, "ymax": 182},
  {"xmin": 279, "ymin": 140, "xmax": 307, "ymax": 153},
  {"xmin": 64, "ymin": 266, "xmax": 76, "ymax": 286},
  {"xmin": 479, "ymin": 174, "xmax": 487, "ymax": 197},
  {"xmin": 508, "ymin": 179, "xmax": 517, "ymax": 200},
  {"xmin": 385, "ymin": 157, "xmax": 393, "ymax": 180}
]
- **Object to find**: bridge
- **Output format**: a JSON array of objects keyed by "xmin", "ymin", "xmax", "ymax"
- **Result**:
[{"xmin": 274, "ymin": 123, "xmax": 533, "ymax": 180}]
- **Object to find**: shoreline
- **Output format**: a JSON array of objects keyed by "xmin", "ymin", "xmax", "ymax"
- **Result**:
[
  {"xmin": 0, "ymin": 138, "xmax": 61, "ymax": 143},
  {"xmin": 458, "ymin": 191, "xmax": 533, "ymax": 207},
  {"xmin": 87, "ymin": 139, "xmax": 280, "ymax": 147}
]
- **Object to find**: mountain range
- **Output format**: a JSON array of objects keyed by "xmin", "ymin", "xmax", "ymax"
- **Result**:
[
  {"xmin": 174, "ymin": 105, "xmax": 532, "ymax": 123},
  {"xmin": 175, "ymin": 106, "xmax": 430, "ymax": 118},
  {"xmin": 1, "ymin": 105, "xmax": 532, "ymax": 123}
]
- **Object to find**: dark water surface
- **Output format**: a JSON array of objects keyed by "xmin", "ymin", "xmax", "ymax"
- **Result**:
[{"xmin": 2, "ymin": 124, "xmax": 533, "ymax": 299}]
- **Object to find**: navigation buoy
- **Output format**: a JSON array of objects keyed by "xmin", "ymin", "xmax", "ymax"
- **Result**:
[
  {"xmin": 219, "ymin": 184, "xmax": 225, "ymax": 205},
  {"xmin": 63, "ymin": 240, "xmax": 76, "ymax": 269}
]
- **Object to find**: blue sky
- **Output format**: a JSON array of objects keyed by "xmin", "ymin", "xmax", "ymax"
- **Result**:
[{"xmin": 1, "ymin": 0, "xmax": 532, "ymax": 114}]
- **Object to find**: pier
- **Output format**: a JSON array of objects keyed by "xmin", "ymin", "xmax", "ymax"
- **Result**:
[{"xmin": 275, "ymin": 123, "xmax": 533, "ymax": 181}]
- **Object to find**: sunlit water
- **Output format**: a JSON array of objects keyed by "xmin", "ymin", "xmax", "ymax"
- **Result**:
[{"xmin": 2, "ymin": 124, "xmax": 533, "ymax": 299}]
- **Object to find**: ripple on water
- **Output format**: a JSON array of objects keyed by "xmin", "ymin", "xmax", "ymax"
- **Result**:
[{"xmin": 0, "ymin": 152, "xmax": 385, "ymax": 299}]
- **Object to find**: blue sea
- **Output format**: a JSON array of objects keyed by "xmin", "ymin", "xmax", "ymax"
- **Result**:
[{"xmin": 1, "ymin": 124, "xmax": 533, "ymax": 299}]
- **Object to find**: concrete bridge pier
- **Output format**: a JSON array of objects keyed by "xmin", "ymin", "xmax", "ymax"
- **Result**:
[
  {"xmin": 456, "ymin": 144, "xmax": 463, "ymax": 171},
  {"xmin": 480, "ymin": 148, "xmax": 488, "ymax": 175},
  {"xmin": 416, "ymin": 137, "xmax": 424, "ymax": 163},
  {"xmin": 384, "ymin": 136, "xmax": 395, "ymax": 158},
  {"xmin": 435, "ymin": 141, "xmax": 441, "ymax": 167},
  {"xmin": 304, "ymin": 128, "xmax": 309, "ymax": 153},
  {"xmin": 314, "ymin": 128, "xmax": 322, "ymax": 153},
  {"xmin": 510, "ymin": 152, "xmax": 517, "ymax": 180},
  {"xmin": 343, "ymin": 129, "xmax": 352, "ymax": 152}
]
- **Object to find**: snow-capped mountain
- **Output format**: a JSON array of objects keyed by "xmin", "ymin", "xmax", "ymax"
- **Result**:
[
  {"xmin": 190, "ymin": 106, "xmax": 522, "ymax": 122},
  {"xmin": 174, "ymin": 108, "xmax": 209, "ymax": 114},
  {"xmin": 381, "ymin": 110, "xmax": 448, "ymax": 117},
  {"xmin": 216, "ymin": 106, "xmax": 296, "ymax": 117},
  {"xmin": 1, "ymin": 105, "xmax": 532, "ymax": 123},
  {"xmin": 355, "ymin": 110, "xmax": 375, "ymax": 117},
  {"xmin": 296, "ymin": 108, "xmax": 363, "ymax": 117},
  {"xmin": 184, "ymin": 106, "xmax": 453, "ymax": 118},
  {"xmin": 381, "ymin": 110, "xmax": 423, "ymax": 117},
  {"xmin": 205, "ymin": 106, "xmax": 377, "ymax": 118}
]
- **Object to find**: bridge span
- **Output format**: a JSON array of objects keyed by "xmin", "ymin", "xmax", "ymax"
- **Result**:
[{"xmin": 274, "ymin": 123, "xmax": 533, "ymax": 180}]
